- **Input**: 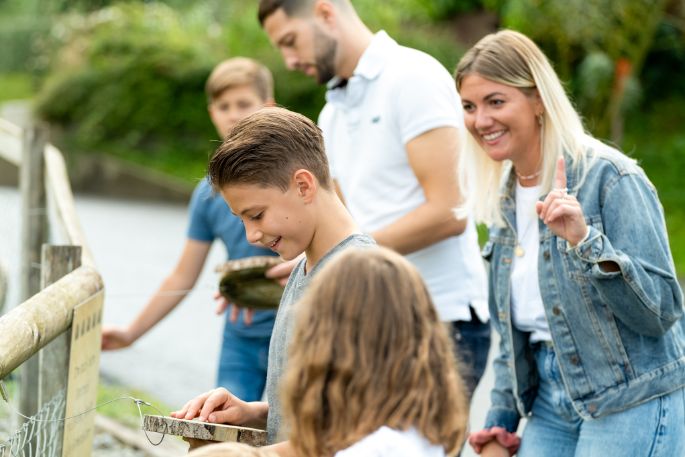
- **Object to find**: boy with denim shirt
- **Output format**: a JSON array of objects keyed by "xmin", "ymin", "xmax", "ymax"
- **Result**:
[
  {"xmin": 171, "ymin": 107, "xmax": 374, "ymax": 451},
  {"xmin": 101, "ymin": 57, "xmax": 283, "ymax": 401}
]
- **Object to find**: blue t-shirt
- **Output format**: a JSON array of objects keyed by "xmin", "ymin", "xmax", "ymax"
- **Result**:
[{"xmin": 187, "ymin": 178, "xmax": 277, "ymax": 337}]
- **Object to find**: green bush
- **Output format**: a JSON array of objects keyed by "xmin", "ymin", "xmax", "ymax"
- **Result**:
[
  {"xmin": 32, "ymin": 1, "xmax": 464, "ymax": 180},
  {"xmin": 34, "ymin": 3, "xmax": 222, "ymax": 172}
]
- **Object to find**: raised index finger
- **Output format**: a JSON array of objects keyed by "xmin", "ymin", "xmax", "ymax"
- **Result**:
[{"xmin": 555, "ymin": 156, "xmax": 567, "ymax": 190}]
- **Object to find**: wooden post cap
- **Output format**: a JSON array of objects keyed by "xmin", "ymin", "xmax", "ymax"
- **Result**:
[{"xmin": 142, "ymin": 415, "xmax": 267, "ymax": 447}]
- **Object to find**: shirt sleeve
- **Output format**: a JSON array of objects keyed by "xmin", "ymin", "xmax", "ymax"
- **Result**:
[
  {"xmin": 392, "ymin": 53, "xmax": 463, "ymax": 145},
  {"xmin": 186, "ymin": 181, "xmax": 215, "ymax": 242}
]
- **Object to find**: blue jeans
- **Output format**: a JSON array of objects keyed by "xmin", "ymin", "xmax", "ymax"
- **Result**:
[
  {"xmin": 450, "ymin": 308, "xmax": 491, "ymax": 399},
  {"xmin": 216, "ymin": 328, "xmax": 271, "ymax": 402},
  {"xmin": 518, "ymin": 343, "xmax": 685, "ymax": 457}
]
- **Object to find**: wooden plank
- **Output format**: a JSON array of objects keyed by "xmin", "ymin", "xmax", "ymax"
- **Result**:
[
  {"xmin": 18, "ymin": 124, "xmax": 48, "ymax": 423},
  {"xmin": 142, "ymin": 415, "xmax": 267, "ymax": 447},
  {"xmin": 37, "ymin": 245, "xmax": 82, "ymax": 455},
  {"xmin": 44, "ymin": 144, "xmax": 96, "ymax": 267},
  {"xmin": 62, "ymin": 291, "xmax": 104, "ymax": 457}
]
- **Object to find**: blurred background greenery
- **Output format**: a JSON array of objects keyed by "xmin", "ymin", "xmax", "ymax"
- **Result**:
[{"xmin": 0, "ymin": 0, "xmax": 683, "ymax": 274}]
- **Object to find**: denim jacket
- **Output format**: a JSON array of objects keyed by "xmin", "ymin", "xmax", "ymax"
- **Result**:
[{"xmin": 483, "ymin": 144, "xmax": 685, "ymax": 433}]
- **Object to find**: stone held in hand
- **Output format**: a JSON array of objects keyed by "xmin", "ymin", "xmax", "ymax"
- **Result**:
[{"xmin": 216, "ymin": 256, "xmax": 284, "ymax": 309}]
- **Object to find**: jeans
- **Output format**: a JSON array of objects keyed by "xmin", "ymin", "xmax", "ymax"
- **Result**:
[
  {"xmin": 216, "ymin": 328, "xmax": 271, "ymax": 402},
  {"xmin": 450, "ymin": 308, "xmax": 491, "ymax": 399},
  {"xmin": 518, "ymin": 343, "xmax": 685, "ymax": 457}
]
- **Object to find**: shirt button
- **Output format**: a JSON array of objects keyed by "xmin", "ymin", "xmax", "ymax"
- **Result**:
[
  {"xmin": 570, "ymin": 355, "xmax": 580, "ymax": 365},
  {"xmin": 587, "ymin": 403, "xmax": 598, "ymax": 414},
  {"xmin": 543, "ymin": 251, "xmax": 551, "ymax": 260},
  {"xmin": 552, "ymin": 306, "xmax": 561, "ymax": 316}
]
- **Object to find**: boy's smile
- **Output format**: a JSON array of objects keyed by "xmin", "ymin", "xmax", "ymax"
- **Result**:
[{"xmin": 221, "ymin": 182, "xmax": 313, "ymax": 261}]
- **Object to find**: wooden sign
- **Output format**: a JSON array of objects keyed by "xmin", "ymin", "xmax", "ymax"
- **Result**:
[
  {"xmin": 62, "ymin": 292, "xmax": 104, "ymax": 457},
  {"xmin": 143, "ymin": 415, "xmax": 267, "ymax": 447}
]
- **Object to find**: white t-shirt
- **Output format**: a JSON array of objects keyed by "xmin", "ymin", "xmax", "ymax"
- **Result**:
[
  {"xmin": 319, "ymin": 31, "xmax": 488, "ymax": 323},
  {"xmin": 511, "ymin": 182, "xmax": 551, "ymax": 342},
  {"xmin": 335, "ymin": 426, "xmax": 445, "ymax": 457}
]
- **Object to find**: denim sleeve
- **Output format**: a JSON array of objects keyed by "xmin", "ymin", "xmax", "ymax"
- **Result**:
[
  {"xmin": 567, "ymin": 172, "xmax": 683, "ymax": 337},
  {"xmin": 483, "ymin": 271, "xmax": 521, "ymax": 433},
  {"xmin": 484, "ymin": 332, "xmax": 522, "ymax": 433}
]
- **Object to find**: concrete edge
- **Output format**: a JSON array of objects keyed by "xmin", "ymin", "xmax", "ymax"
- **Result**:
[{"xmin": 95, "ymin": 414, "xmax": 188, "ymax": 457}]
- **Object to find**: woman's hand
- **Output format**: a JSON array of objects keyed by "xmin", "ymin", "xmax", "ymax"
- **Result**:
[
  {"xmin": 468, "ymin": 427, "xmax": 520, "ymax": 455},
  {"xmin": 536, "ymin": 157, "xmax": 588, "ymax": 246}
]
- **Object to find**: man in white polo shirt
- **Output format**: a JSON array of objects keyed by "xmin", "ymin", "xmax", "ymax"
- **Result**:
[{"xmin": 258, "ymin": 0, "xmax": 490, "ymax": 396}]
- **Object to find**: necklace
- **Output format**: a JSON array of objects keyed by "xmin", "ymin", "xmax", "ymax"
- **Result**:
[
  {"xmin": 514, "ymin": 188, "xmax": 541, "ymax": 257},
  {"xmin": 515, "ymin": 219, "xmax": 535, "ymax": 257},
  {"xmin": 515, "ymin": 168, "xmax": 542, "ymax": 180}
]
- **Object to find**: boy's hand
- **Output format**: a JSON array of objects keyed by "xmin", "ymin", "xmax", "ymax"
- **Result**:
[
  {"xmin": 101, "ymin": 325, "xmax": 134, "ymax": 350},
  {"xmin": 213, "ymin": 291, "xmax": 254, "ymax": 325},
  {"xmin": 170, "ymin": 388, "xmax": 254, "ymax": 425}
]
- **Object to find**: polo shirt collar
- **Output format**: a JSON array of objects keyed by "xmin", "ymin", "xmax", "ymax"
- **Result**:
[
  {"xmin": 326, "ymin": 30, "xmax": 395, "ymax": 90},
  {"xmin": 326, "ymin": 31, "xmax": 395, "ymax": 108}
]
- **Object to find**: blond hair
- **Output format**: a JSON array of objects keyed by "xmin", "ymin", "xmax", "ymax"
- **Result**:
[
  {"xmin": 205, "ymin": 57, "xmax": 274, "ymax": 103},
  {"xmin": 186, "ymin": 442, "xmax": 278, "ymax": 457},
  {"xmin": 454, "ymin": 29, "xmax": 598, "ymax": 226},
  {"xmin": 281, "ymin": 247, "xmax": 469, "ymax": 457}
]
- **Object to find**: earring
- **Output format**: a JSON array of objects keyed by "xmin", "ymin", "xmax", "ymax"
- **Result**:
[{"xmin": 537, "ymin": 113, "xmax": 544, "ymax": 126}]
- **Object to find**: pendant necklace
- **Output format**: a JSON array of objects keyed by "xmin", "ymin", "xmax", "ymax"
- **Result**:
[{"xmin": 514, "ymin": 213, "xmax": 536, "ymax": 257}]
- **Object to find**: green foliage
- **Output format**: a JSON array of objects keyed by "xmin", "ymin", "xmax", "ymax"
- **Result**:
[
  {"xmin": 623, "ymin": 97, "xmax": 685, "ymax": 276},
  {"xmin": 0, "ymin": 73, "xmax": 34, "ymax": 101},
  {"xmin": 97, "ymin": 378, "xmax": 174, "ymax": 429},
  {"xmin": 31, "ymin": 1, "xmax": 463, "ymax": 181},
  {"xmin": 411, "ymin": 0, "xmax": 506, "ymax": 20},
  {"xmin": 501, "ymin": 0, "xmax": 669, "ymax": 141},
  {"xmin": 34, "ymin": 3, "xmax": 221, "ymax": 171}
]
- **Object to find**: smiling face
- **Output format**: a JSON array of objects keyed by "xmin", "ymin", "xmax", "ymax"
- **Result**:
[
  {"xmin": 263, "ymin": 8, "xmax": 338, "ymax": 84},
  {"xmin": 222, "ymin": 181, "xmax": 314, "ymax": 261},
  {"xmin": 208, "ymin": 85, "xmax": 267, "ymax": 139},
  {"xmin": 459, "ymin": 73, "xmax": 543, "ymax": 172}
]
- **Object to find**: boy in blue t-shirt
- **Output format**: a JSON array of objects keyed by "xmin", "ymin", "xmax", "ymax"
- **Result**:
[{"xmin": 101, "ymin": 58, "xmax": 284, "ymax": 401}]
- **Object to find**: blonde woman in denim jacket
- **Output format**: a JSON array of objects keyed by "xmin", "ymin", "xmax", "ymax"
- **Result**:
[{"xmin": 455, "ymin": 30, "xmax": 685, "ymax": 457}]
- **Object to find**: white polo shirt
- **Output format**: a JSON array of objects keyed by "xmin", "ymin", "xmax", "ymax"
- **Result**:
[{"xmin": 319, "ymin": 31, "xmax": 488, "ymax": 323}]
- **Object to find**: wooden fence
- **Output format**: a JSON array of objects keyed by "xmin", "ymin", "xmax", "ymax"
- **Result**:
[{"xmin": 0, "ymin": 118, "xmax": 103, "ymax": 457}]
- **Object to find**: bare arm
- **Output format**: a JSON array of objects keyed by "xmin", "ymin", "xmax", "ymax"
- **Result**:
[
  {"xmin": 101, "ymin": 239, "xmax": 212, "ymax": 349},
  {"xmin": 371, "ymin": 126, "xmax": 466, "ymax": 254},
  {"xmin": 263, "ymin": 440, "xmax": 295, "ymax": 456}
]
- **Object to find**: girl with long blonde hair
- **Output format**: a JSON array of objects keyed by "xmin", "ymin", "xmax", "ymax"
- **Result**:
[{"xmin": 280, "ymin": 247, "xmax": 469, "ymax": 457}]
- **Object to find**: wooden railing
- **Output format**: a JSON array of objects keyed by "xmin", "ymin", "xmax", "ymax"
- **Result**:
[{"xmin": 0, "ymin": 118, "xmax": 103, "ymax": 456}]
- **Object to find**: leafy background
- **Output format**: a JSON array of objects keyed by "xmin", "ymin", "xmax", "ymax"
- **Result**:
[{"xmin": 0, "ymin": 0, "xmax": 683, "ymax": 273}]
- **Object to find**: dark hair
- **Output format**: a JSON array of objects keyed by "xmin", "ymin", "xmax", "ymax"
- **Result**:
[
  {"xmin": 208, "ymin": 106, "xmax": 331, "ymax": 192},
  {"xmin": 258, "ymin": 0, "xmax": 311, "ymax": 25}
]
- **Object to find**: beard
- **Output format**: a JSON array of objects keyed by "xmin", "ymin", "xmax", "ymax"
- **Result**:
[{"xmin": 312, "ymin": 26, "xmax": 338, "ymax": 85}]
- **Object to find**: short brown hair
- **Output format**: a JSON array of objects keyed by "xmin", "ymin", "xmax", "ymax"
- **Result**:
[
  {"xmin": 205, "ymin": 57, "xmax": 274, "ymax": 103},
  {"xmin": 258, "ymin": 0, "xmax": 311, "ymax": 25},
  {"xmin": 282, "ymin": 247, "xmax": 469, "ymax": 456},
  {"xmin": 208, "ymin": 107, "xmax": 331, "ymax": 191}
]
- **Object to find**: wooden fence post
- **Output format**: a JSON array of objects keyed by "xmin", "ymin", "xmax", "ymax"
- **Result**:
[
  {"xmin": 38, "ymin": 245, "xmax": 82, "ymax": 453},
  {"xmin": 18, "ymin": 124, "xmax": 48, "ymax": 424}
]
